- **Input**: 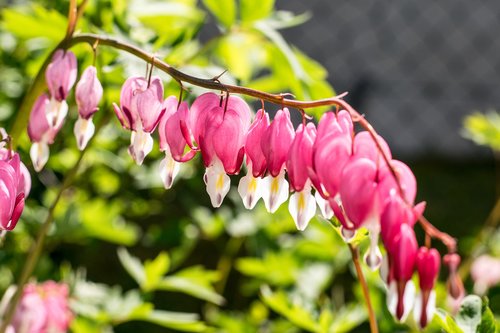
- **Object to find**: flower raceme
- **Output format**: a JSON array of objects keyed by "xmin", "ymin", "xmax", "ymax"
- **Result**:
[{"xmin": 23, "ymin": 66, "xmax": 458, "ymax": 327}]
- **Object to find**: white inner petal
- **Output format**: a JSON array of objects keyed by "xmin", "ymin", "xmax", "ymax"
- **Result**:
[
  {"xmin": 159, "ymin": 149, "xmax": 180, "ymax": 190},
  {"xmin": 128, "ymin": 129, "xmax": 153, "ymax": 165},
  {"xmin": 73, "ymin": 116, "xmax": 95, "ymax": 151},
  {"xmin": 205, "ymin": 161, "xmax": 230, "ymax": 208},
  {"xmin": 46, "ymin": 98, "xmax": 68, "ymax": 129},
  {"xmin": 262, "ymin": 169, "xmax": 289, "ymax": 213},
  {"xmin": 30, "ymin": 142, "xmax": 49, "ymax": 172},
  {"xmin": 238, "ymin": 172, "xmax": 263, "ymax": 210},
  {"xmin": 288, "ymin": 184, "xmax": 316, "ymax": 231},
  {"xmin": 315, "ymin": 191, "xmax": 333, "ymax": 219}
]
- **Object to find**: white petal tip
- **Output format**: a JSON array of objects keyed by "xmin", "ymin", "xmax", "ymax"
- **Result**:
[{"xmin": 30, "ymin": 142, "xmax": 49, "ymax": 172}]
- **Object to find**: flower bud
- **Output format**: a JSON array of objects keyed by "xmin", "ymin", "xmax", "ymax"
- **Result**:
[{"xmin": 45, "ymin": 49, "xmax": 77, "ymax": 102}]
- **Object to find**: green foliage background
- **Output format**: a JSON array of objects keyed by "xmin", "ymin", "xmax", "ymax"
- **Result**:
[{"xmin": 0, "ymin": 0, "xmax": 498, "ymax": 332}]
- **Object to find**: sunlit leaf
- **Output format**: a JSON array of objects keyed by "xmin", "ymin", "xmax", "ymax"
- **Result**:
[{"xmin": 202, "ymin": 0, "xmax": 236, "ymax": 29}]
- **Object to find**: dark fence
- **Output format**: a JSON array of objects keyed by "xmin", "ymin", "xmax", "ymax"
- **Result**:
[{"xmin": 280, "ymin": 0, "xmax": 500, "ymax": 158}]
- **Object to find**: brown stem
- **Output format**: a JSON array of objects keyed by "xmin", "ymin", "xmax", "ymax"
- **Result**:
[
  {"xmin": 65, "ymin": 0, "xmax": 78, "ymax": 40},
  {"xmin": 348, "ymin": 243, "xmax": 378, "ymax": 333},
  {"xmin": 11, "ymin": 32, "xmax": 455, "ymax": 260}
]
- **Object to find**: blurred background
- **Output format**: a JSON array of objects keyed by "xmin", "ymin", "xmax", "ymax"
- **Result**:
[{"xmin": 0, "ymin": 0, "xmax": 498, "ymax": 332}]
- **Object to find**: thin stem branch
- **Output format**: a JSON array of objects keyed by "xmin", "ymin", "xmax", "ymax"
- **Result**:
[{"xmin": 348, "ymin": 243, "xmax": 378, "ymax": 333}]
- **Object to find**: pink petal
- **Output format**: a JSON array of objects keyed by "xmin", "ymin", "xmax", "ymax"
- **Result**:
[
  {"xmin": 261, "ymin": 108, "xmax": 295, "ymax": 177},
  {"xmin": 45, "ymin": 50, "xmax": 77, "ymax": 101},
  {"xmin": 28, "ymin": 94, "xmax": 51, "ymax": 143},
  {"xmin": 245, "ymin": 109, "xmax": 270, "ymax": 177},
  {"xmin": 339, "ymin": 157, "xmax": 379, "ymax": 228},
  {"xmin": 287, "ymin": 122, "xmax": 316, "ymax": 192},
  {"xmin": 76, "ymin": 66, "xmax": 103, "ymax": 119}
]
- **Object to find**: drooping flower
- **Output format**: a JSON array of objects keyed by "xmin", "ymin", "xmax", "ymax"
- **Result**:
[
  {"xmin": 443, "ymin": 253, "xmax": 465, "ymax": 302},
  {"xmin": 113, "ymin": 76, "xmax": 166, "ymax": 165},
  {"xmin": 470, "ymin": 255, "xmax": 500, "ymax": 295},
  {"xmin": 190, "ymin": 93, "xmax": 251, "ymax": 207},
  {"xmin": 386, "ymin": 223, "xmax": 418, "ymax": 322},
  {"xmin": 44, "ymin": 50, "xmax": 77, "ymax": 132},
  {"xmin": 0, "ymin": 154, "xmax": 27, "ymax": 231},
  {"xmin": 74, "ymin": 66, "xmax": 103, "ymax": 150},
  {"xmin": 28, "ymin": 94, "xmax": 65, "ymax": 171},
  {"xmin": 238, "ymin": 109, "xmax": 269, "ymax": 209},
  {"xmin": 12, "ymin": 281, "xmax": 73, "ymax": 333},
  {"xmin": 286, "ymin": 123, "xmax": 317, "ymax": 230},
  {"xmin": 310, "ymin": 110, "xmax": 353, "ymax": 199},
  {"xmin": 158, "ymin": 96, "xmax": 196, "ymax": 189},
  {"xmin": 414, "ymin": 247, "xmax": 441, "ymax": 328},
  {"xmin": 260, "ymin": 108, "xmax": 294, "ymax": 213},
  {"xmin": 46, "ymin": 50, "xmax": 77, "ymax": 102}
]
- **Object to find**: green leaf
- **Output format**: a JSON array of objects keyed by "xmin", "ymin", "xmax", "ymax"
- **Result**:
[
  {"xmin": 157, "ymin": 266, "xmax": 224, "ymax": 305},
  {"xmin": 80, "ymin": 200, "xmax": 139, "ymax": 245},
  {"xmin": 329, "ymin": 304, "xmax": 366, "ymax": 333},
  {"xmin": 117, "ymin": 248, "xmax": 146, "ymax": 286},
  {"xmin": 2, "ymin": 4, "xmax": 67, "ymax": 41},
  {"xmin": 463, "ymin": 112, "xmax": 500, "ymax": 151},
  {"xmin": 130, "ymin": 310, "xmax": 207, "ymax": 332},
  {"xmin": 236, "ymin": 252, "xmax": 299, "ymax": 286},
  {"xmin": 260, "ymin": 286, "xmax": 319, "ymax": 332},
  {"xmin": 202, "ymin": 0, "xmax": 236, "ymax": 29},
  {"xmin": 477, "ymin": 297, "xmax": 496, "ymax": 333},
  {"xmin": 240, "ymin": 0, "xmax": 275, "ymax": 23},
  {"xmin": 456, "ymin": 295, "xmax": 483, "ymax": 333},
  {"xmin": 143, "ymin": 252, "xmax": 170, "ymax": 291}
]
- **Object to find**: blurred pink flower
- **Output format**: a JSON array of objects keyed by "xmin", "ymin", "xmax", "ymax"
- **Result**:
[
  {"xmin": 471, "ymin": 254, "xmax": 500, "ymax": 295},
  {"xmin": 12, "ymin": 281, "xmax": 72, "ymax": 333},
  {"xmin": 45, "ymin": 50, "xmax": 77, "ymax": 102}
]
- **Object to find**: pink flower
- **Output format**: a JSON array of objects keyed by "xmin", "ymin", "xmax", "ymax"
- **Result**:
[
  {"xmin": 286, "ymin": 123, "xmax": 318, "ymax": 230},
  {"xmin": 238, "ymin": 109, "xmax": 269, "ymax": 209},
  {"xmin": 113, "ymin": 76, "xmax": 166, "ymax": 165},
  {"xmin": 45, "ymin": 50, "xmax": 77, "ymax": 102},
  {"xmin": 244, "ymin": 109, "xmax": 269, "ymax": 178},
  {"xmin": 260, "ymin": 108, "xmax": 294, "ymax": 213},
  {"xmin": 414, "ymin": 247, "xmax": 441, "ymax": 328},
  {"xmin": 310, "ymin": 111, "xmax": 353, "ymax": 200},
  {"xmin": 74, "ymin": 66, "xmax": 103, "ymax": 150},
  {"xmin": 190, "ymin": 93, "xmax": 251, "ymax": 207},
  {"xmin": 157, "ymin": 96, "xmax": 196, "ymax": 189},
  {"xmin": 28, "ymin": 94, "xmax": 65, "ymax": 171},
  {"xmin": 0, "ymin": 153, "xmax": 27, "ymax": 231},
  {"xmin": 471, "ymin": 255, "xmax": 500, "ymax": 295},
  {"xmin": 386, "ymin": 224, "xmax": 418, "ymax": 322},
  {"xmin": 12, "ymin": 281, "xmax": 72, "ymax": 333}
]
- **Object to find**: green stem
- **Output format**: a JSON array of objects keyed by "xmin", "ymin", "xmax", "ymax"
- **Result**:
[{"xmin": 348, "ymin": 243, "xmax": 378, "ymax": 333}]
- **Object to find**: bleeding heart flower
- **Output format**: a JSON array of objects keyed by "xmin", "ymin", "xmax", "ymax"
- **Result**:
[
  {"xmin": 260, "ymin": 108, "xmax": 294, "ymax": 213},
  {"xmin": 158, "ymin": 96, "xmax": 196, "ymax": 189},
  {"xmin": 113, "ymin": 76, "xmax": 166, "ymax": 165},
  {"xmin": 414, "ymin": 247, "xmax": 441, "ymax": 328},
  {"xmin": 238, "ymin": 109, "xmax": 270, "ymax": 209},
  {"xmin": 286, "ymin": 123, "xmax": 317, "ymax": 230},
  {"xmin": 0, "ymin": 153, "xmax": 27, "ymax": 231},
  {"xmin": 28, "ymin": 94, "xmax": 65, "ymax": 172},
  {"xmin": 12, "ymin": 281, "xmax": 73, "ymax": 333},
  {"xmin": 191, "ymin": 93, "xmax": 251, "ymax": 207},
  {"xmin": 471, "ymin": 255, "xmax": 500, "ymax": 295},
  {"xmin": 74, "ymin": 66, "xmax": 103, "ymax": 150},
  {"xmin": 45, "ymin": 49, "xmax": 77, "ymax": 102},
  {"xmin": 386, "ymin": 223, "xmax": 418, "ymax": 322}
]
